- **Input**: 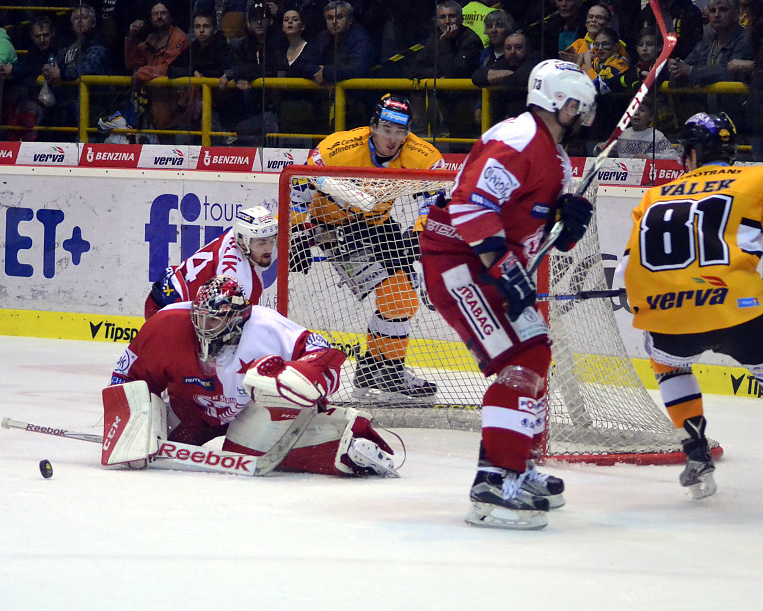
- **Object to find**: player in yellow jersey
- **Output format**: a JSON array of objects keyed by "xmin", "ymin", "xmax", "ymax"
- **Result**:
[
  {"xmin": 292, "ymin": 93, "xmax": 445, "ymax": 399},
  {"xmin": 622, "ymin": 112, "xmax": 763, "ymax": 499}
]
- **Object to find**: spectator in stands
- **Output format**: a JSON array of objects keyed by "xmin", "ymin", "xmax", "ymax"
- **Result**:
[
  {"xmin": 640, "ymin": 0, "xmax": 703, "ymax": 60},
  {"xmin": 220, "ymin": 1, "xmax": 249, "ymax": 40},
  {"xmin": 223, "ymin": 2, "xmax": 284, "ymax": 145},
  {"xmin": 125, "ymin": 2, "xmax": 190, "ymax": 141},
  {"xmin": 594, "ymin": 95, "xmax": 679, "ymax": 160},
  {"xmin": 609, "ymin": 27, "xmax": 677, "ymax": 131},
  {"xmin": 669, "ymin": 0, "xmax": 754, "ymax": 86},
  {"xmin": 5, "ymin": 16, "xmax": 57, "ymax": 141},
  {"xmin": 560, "ymin": 2, "xmax": 627, "ymax": 66},
  {"xmin": 292, "ymin": 0, "xmax": 329, "ymax": 41},
  {"xmin": 44, "ymin": 5, "xmax": 111, "ymax": 140},
  {"xmin": 311, "ymin": 1, "xmax": 373, "ymax": 85},
  {"xmin": 406, "ymin": 1, "xmax": 483, "ymax": 138},
  {"xmin": 582, "ymin": 26, "xmax": 628, "ymax": 85},
  {"xmin": 473, "ymin": 31, "xmax": 540, "ymax": 124},
  {"xmin": 168, "ymin": 12, "xmax": 234, "ymax": 140},
  {"xmin": 349, "ymin": 0, "xmax": 388, "ymax": 65},
  {"xmin": 277, "ymin": 7, "xmax": 322, "ymax": 135},
  {"xmin": 462, "ymin": 0, "xmax": 502, "ymax": 47},
  {"xmin": 533, "ymin": 0, "xmax": 586, "ymax": 60},
  {"xmin": 669, "ymin": 0, "xmax": 753, "ymax": 128},
  {"xmin": 477, "ymin": 10, "xmax": 517, "ymax": 71}
]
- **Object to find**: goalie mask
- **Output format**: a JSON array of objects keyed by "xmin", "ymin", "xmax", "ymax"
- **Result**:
[
  {"xmin": 192, "ymin": 275, "xmax": 252, "ymax": 363},
  {"xmin": 235, "ymin": 206, "xmax": 278, "ymax": 267},
  {"xmin": 679, "ymin": 112, "xmax": 737, "ymax": 167},
  {"xmin": 526, "ymin": 59, "xmax": 597, "ymax": 128}
]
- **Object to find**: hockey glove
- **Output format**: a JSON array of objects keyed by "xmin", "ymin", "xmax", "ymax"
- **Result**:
[
  {"xmin": 553, "ymin": 193, "xmax": 593, "ymax": 252},
  {"xmin": 289, "ymin": 223, "xmax": 313, "ymax": 274},
  {"xmin": 244, "ymin": 355, "xmax": 327, "ymax": 408},
  {"xmin": 479, "ymin": 250, "xmax": 536, "ymax": 322}
]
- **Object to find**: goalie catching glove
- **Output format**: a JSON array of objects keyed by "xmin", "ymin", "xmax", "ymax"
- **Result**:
[
  {"xmin": 243, "ymin": 349, "xmax": 346, "ymax": 408},
  {"xmin": 552, "ymin": 193, "xmax": 593, "ymax": 252},
  {"xmin": 479, "ymin": 250, "xmax": 536, "ymax": 322}
]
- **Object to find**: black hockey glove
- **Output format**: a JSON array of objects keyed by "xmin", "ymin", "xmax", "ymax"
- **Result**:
[
  {"xmin": 289, "ymin": 224, "xmax": 313, "ymax": 274},
  {"xmin": 479, "ymin": 250, "xmax": 536, "ymax": 322},
  {"xmin": 553, "ymin": 193, "xmax": 593, "ymax": 252}
]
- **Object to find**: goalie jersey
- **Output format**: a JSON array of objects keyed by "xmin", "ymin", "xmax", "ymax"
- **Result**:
[
  {"xmin": 624, "ymin": 163, "xmax": 763, "ymax": 334},
  {"xmin": 305, "ymin": 126, "xmax": 445, "ymax": 226}
]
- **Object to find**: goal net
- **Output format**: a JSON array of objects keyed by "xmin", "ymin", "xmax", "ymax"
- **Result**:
[{"xmin": 277, "ymin": 165, "xmax": 722, "ymax": 465}]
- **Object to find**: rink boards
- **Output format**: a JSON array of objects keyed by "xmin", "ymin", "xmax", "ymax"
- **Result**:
[{"xmin": 0, "ymin": 166, "xmax": 759, "ymax": 400}]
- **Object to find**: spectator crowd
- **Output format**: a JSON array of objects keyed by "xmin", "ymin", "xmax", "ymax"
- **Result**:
[{"xmin": 0, "ymin": 0, "xmax": 762, "ymax": 158}]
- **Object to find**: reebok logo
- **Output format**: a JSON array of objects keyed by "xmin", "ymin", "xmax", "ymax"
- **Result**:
[{"xmin": 157, "ymin": 443, "xmax": 255, "ymax": 473}]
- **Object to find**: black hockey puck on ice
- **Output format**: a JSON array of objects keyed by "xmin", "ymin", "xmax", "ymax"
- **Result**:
[{"xmin": 39, "ymin": 459, "xmax": 53, "ymax": 479}]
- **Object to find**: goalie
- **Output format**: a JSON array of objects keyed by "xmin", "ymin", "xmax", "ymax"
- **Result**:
[
  {"xmin": 293, "ymin": 93, "xmax": 446, "ymax": 400},
  {"xmin": 104, "ymin": 275, "xmax": 398, "ymax": 477}
]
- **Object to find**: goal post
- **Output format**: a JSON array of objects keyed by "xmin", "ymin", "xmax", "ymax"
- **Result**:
[{"xmin": 277, "ymin": 164, "xmax": 723, "ymax": 466}]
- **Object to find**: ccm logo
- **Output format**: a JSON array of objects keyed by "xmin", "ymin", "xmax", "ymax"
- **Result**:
[
  {"xmin": 157, "ymin": 443, "xmax": 254, "ymax": 472},
  {"xmin": 102, "ymin": 416, "xmax": 122, "ymax": 450}
]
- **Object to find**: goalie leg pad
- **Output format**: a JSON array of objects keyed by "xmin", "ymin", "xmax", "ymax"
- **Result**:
[
  {"xmin": 101, "ymin": 381, "xmax": 166, "ymax": 466},
  {"xmin": 223, "ymin": 403, "xmax": 395, "ymax": 476}
]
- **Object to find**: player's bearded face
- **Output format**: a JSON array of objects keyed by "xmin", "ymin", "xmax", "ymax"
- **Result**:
[
  {"xmin": 371, "ymin": 122, "xmax": 408, "ymax": 157},
  {"xmin": 557, "ymin": 98, "xmax": 595, "ymax": 141},
  {"xmin": 248, "ymin": 236, "xmax": 277, "ymax": 267}
]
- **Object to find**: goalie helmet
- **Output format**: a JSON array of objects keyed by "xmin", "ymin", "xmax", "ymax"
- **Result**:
[
  {"xmin": 679, "ymin": 112, "xmax": 737, "ymax": 167},
  {"xmin": 234, "ymin": 206, "xmax": 278, "ymax": 262},
  {"xmin": 371, "ymin": 93, "xmax": 412, "ymax": 131},
  {"xmin": 191, "ymin": 275, "xmax": 252, "ymax": 363},
  {"xmin": 526, "ymin": 59, "xmax": 597, "ymax": 127}
]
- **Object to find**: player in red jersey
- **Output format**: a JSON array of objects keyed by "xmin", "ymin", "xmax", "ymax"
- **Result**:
[
  {"xmin": 108, "ymin": 275, "xmax": 398, "ymax": 476},
  {"xmin": 144, "ymin": 205, "xmax": 278, "ymax": 319},
  {"xmin": 420, "ymin": 59, "xmax": 597, "ymax": 529}
]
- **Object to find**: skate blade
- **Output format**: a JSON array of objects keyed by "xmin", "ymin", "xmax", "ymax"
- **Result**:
[
  {"xmin": 352, "ymin": 386, "xmax": 436, "ymax": 404},
  {"xmin": 465, "ymin": 502, "xmax": 548, "ymax": 530},
  {"xmin": 684, "ymin": 474, "xmax": 718, "ymax": 500}
]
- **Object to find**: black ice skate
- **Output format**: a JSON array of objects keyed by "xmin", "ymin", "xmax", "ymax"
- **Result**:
[
  {"xmin": 522, "ymin": 459, "xmax": 565, "ymax": 508},
  {"xmin": 353, "ymin": 353, "xmax": 437, "ymax": 400},
  {"xmin": 680, "ymin": 438, "xmax": 717, "ymax": 500},
  {"xmin": 465, "ymin": 467, "xmax": 549, "ymax": 530}
]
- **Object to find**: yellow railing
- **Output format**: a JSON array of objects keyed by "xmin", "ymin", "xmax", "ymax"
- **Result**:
[{"xmin": 3, "ymin": 75, "xmax": 755, "ymax": 148}]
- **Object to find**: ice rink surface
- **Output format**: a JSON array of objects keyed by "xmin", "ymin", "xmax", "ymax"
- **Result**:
[{"xmin": 1, "ymin": 336, "xmax": 762, "ymax": 611}]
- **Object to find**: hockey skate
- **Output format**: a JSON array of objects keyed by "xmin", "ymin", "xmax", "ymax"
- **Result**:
[
  {"xmin": 522, "ymin": 460, "xmax": 565, "ymax": 509},
  {"xmin": 353, "ymin": 353, "xmax": 437, "ymax": 401},
  {"xmin": 679, "ymin": 439, "xmax": 716, "ymax": 500},
  {"xmin": 465, "ymin": 468, "xmax": 549, "ymax": 530},
  {"xmin": 346, "ymin": 438, "xmax": 400, "ymax": 478}
]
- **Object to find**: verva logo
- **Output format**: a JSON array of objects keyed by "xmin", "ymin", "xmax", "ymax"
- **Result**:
[
  {"xmin": 17, "ymin": 142, "xmax": 79, "ymax": 166},
  {"xmin": 254, "ymin": 148, "xmax": 309, "ymax": 172},
  {"xmin": 137, "ymin": 145, "xmax": 199, "ymax": 170}
]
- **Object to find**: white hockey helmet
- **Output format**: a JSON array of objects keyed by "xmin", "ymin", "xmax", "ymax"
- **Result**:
[
  {"xmin": 526, "ymin": 59, "xmax": 597, "ymax": 127},
  {"xmin": 234, "ymin": 205, "xmax": 278, "ymax": 260}
]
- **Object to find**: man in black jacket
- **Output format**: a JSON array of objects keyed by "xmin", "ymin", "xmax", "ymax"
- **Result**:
[{"xmin": 406, "ymin": 0, "xmax": 483, "ymax": 138}]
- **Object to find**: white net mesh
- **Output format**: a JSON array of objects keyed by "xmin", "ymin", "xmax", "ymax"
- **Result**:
[{"xmin": 279, "ymin": 166, "xmax": 715, "ymax": 464}]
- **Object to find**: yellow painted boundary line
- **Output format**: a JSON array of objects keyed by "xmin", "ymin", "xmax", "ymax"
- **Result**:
[{"xmin": 1, "ymin": 308, "xmax": 760, "ymax": 399}]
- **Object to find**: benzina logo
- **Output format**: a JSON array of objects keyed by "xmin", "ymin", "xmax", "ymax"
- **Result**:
[
  {"xmin": 89, "ymin": 321, "xmax": 140, "ymax": 342},
  {"xmin": 157, "ymin": 443, "xmax": 255, "ymax": 472}
]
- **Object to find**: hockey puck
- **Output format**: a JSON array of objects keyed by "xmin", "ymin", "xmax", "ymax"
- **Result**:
[{"xmin": 39, "ymin": 459, "xmax": 53, "ymax": 479}]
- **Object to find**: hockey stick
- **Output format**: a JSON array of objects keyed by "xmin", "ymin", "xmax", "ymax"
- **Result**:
[
  {"xmin": 527, "ymin": 0, "xmax": 677, "ymax": 276},
  {"xmin": 537, "ymin": 288, "xmax": 625, "ymax": 302},
  {"xmin": 2, "ymin": 405, "xmax": 318, "ymax": 477}
]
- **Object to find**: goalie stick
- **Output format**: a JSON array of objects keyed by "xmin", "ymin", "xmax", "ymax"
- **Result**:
[
  {"xmin": 2, "ymin": 405, "xmax": 318, "ymax": 477},
  {"xmin": 527, "ymin": 0, "xmax": 677, "ymax": 276}
]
